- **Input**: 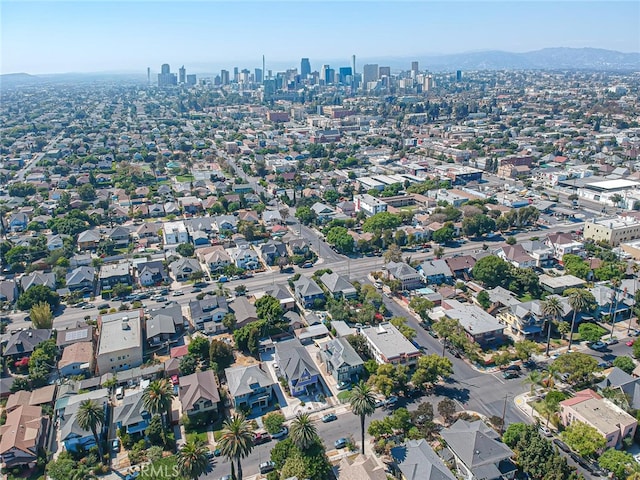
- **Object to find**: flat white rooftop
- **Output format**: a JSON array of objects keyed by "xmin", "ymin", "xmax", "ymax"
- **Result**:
[{"xmin": 585, "ymin": 179, "xmax": 639, "ymax": 190}]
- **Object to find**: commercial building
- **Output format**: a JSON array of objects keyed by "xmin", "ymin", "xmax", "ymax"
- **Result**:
[
  {"xmin": 359, "ymin": 323, "xmax": 421, "ymax": 367},
  {"xmin": 583, "ymin": 217, "xmax": 640, "ymax": 246},
  {"xmin": 96, "ymin": 310, "xmax": 143, "ymax": 375},
  {"xmin": 353, "ymin": 193, "xmax": 387, "ymax": 216}
]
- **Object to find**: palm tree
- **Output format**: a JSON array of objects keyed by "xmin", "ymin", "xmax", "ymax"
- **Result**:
[
  {"xmin": 218, "ymin": 414, "xmax": 254, "ymax": 480},
  {"xmin": 542, "ymin": 296, "xmax": 564, "ymax": 356},
  {"xmin": 142, "ymin": 379, "xmax": 175, "ymax": 430},
  {"xmin": 289, "ymin": 412, "xmax": 317, "ymax": 450},
  {"xmin": 522, "ymin": 370, "xmax": 543, "ymax": 395},
  {"xmin": 568, "ymin": 289, "xmax": 592, "ymax": 350},
  {"xmin": 76, "ymin": 399, "xmax": 105, "ymax": 463},
  {"xmin": 177, "ymin": 440, "xmax": 210, "ymax": 480},
  {"xmin": 557, "ymin": 320, "xmax": 570, "ymax": 341},
  {"xmin": 349, "ymin": 381, "xmax": 376, "ymax": 455}
]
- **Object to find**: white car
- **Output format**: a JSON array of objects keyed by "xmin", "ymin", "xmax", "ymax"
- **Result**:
[{"xmin": 172, "ymin": 291, "xmax": 184, "ymax": 296}]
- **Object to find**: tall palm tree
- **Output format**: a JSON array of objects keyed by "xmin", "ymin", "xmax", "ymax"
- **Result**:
[
  {"xmin": 609, "ymin": 279, "xmax": 621, "ymax": 340},
  {"xmin": 522, "ymin": 370, "xmax": 543, "ymax": 395},
  {"xmin": 177, "ymin": 440, "xmax": 210, "ymax": 480},
  {"xmin": 568, "ymin": 289, "xmax": 592, "ymax": 350},
  {"xmin": 349, "ymin": 381, "xmax": 376, "ymax": 455},
  {"xmin": 142, "ymin": 379, "xmax": 175, "ymax": 430},
  {"xmin": 76, "ymin": 399, "xmax": 105, "ymax": 463},
  {"xmin": 218, "ymin": 414, "xmax": 254, "ymax": 480},
  {"xmin": 542, "ymin": 296, "xmax": 564, "ymax": 356},
  {"xmin": 289, "ymin": 412, "xmax": 317, "ymax": 450}
]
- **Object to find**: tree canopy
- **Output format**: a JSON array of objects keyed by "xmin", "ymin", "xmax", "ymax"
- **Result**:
[
  {"xmin": 362, "ymin": 212, "xmax": 401, "ymax": 233},
  {"xmin": 17, "ymin": 285, "xmax": 60, "ymax": 311}
]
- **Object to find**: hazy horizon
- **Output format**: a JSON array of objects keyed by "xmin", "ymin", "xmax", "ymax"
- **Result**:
[{"xmin": 2, "ymin": 1, "xmax": 639, "ymax": 76}]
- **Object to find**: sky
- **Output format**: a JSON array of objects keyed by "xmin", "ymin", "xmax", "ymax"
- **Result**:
[{"xmin": 1, "ymin": 1, "xmax": 639, "ymax": 75}]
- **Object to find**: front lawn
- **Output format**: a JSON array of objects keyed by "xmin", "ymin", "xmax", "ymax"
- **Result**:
[{"xmin": 186, "ymin": 431, "xmax": 208, "ymax": 445}]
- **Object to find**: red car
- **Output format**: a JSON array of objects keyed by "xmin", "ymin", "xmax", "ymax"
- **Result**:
[
  {"xmin": 254, "ymin": 432, "xmax": 271, "ymax": 445},
  {"xmin": 627, "ymin": 339, "xmax": 635, "ymax": 347}
]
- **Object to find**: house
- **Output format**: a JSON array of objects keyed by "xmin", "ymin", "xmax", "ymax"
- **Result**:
[
  {"xmin": 179, "ymin": 370, "xmax": 220, "ymax": 417},
  {"xmin": 46, "ymin": 234, "xmax": 64, "ymax": 251},
  {"xmin": 295, "ymin": 323, "xmax": 330, "ymax": 344},
  {"xmin": 213, "ymin": 215, "xmax": 238, "ymax": 232},
  {"xmin": 495, "ymin": 244, "xmax": 536, "ymax": 269},
  {"xmin": 293, "ymin": 276, "xmax": 325, "ymax": 308},
  {"xmin": 65, "ymin": 266, "xmax": 96, "ymax": 293},
  {"xmin": 3, "ymin": 329, "xmax": 52, "ymax": 359},
  {"xmin": 96, "ymin": 310, "xmax": 143, "ymax": 374},
  {"xmin": 274, "ymin": 338, "xmax": 321, "ymax": 397},
  {"xmin": 106, "ymin": 225, "xmax": 131, "ymax": 247},
  {"xmin": 146, "ymin": 313, "xmax": 177, "ymax": 346},
  {"xmin": 135, "ymin": 260, "xmax": 168, "ymax": 287},
  {"xmin": 443, "ymin": 300, "xmax": 506, "ymax": 347},
  {"xmin": 0, "ymin": 405, "xmax": 48, "ymax": 468},
  {"xmin": 264, "ymin": 285, "xmax": 296, "ymax": 311},
  {"xmin": 58, "ymin": 389, "xmax": 109, "ymax": 452},
  {"xmin": 77, "ymin": 229, "xmax": 101, "ymax": 250},
  {"xmin": 99, "ymin": 262, "xmax": 132, "ymax": 290},
  {"xmin": 336, "ymin": 200, "xmax": 356, "ymax": 217},
  {"xmin": 519, "ymin": 240, "xmax": 554, "ymax": 267},
  {"xmin": 229, "ymin": 297, "xmax": 258, "ymax": 328},
  {"xmin": 228, "ymin": 245, "xmax": 260, "ymax": 270},
  {"xmin": 391, "ymin": 439, "xmax": 456, "ymax": 480},
  {"xmin": 259, "ymin": 240, "xmax": 288, "ymax": 266},
  {"xmin": 419, "ymin": 259, "xmax": 454, "ymax": 285},
  {"xmin": 20, "ymin": 271, "xmax": 56, "ymax": 291},
  {"xmin": 113, "ymin": 391, "xmax": 151, "ymax": 436},
  {"xmin": 441, "ymin": 419, "xmax": 517, "ymax": 480},
  {"xmin": 169, "ymin": 258, "xmax": 202, "ymax": 282},
  {"xmin": 445, "ymin": 255, "xmax": 476, "ymax": 280},
  {"xmin": 539, "ymin": 274, "xmax": 586, "ymax": 295},
  {"xmin": 262, "ymin": 210, "xmax": 283, "ymax": 225},
  {"xmin": 163, "ymin": 220, "xmax": 189, "ymax": 245},
  {"xmin": 559, "ymin": 389, "xmax": 637, "ymax": 449},
  {"xmin": 319, "ymin": 272, "xmax": 357, "ymax": 299},
  {"xmin": 310, "ymin": 202, "xmax": 336, "ymax": 222},
  {"xmin": 8, "ymin": 212, "xmax": 29, "ymax": 232},
  {"xmin": 202, "ymin": 248, "xmax": 232, "ymax": 273},
  {"xmin": 189, "ymin": 296, "xmax": 228, "ymax": 330},
  {"xmin": 5, "ymin": 386, "xmax": 56, "ymax": 413},
  {"xmin": 58, "ymin": 342, "xmax": 94, "ymax": 377},
  {"xmin": 318, "ymin": 337, "xmax": 363, "ymax": 383},
  {"xmin": 597, "ymin": 367, "xmax": 640, "ymax": 410},
  {"xmin": 225, "ymin": 364, "xmax": 275, "ymax": 410},
  {"xmin": 337, "ymin": 454, "xmax": 387, "ymax": 480},
  {"xmin": 56, "ymin": 325, "xmax": 94, "ymax": 349},
  {"xmin": 545, "ymin": 232, "xmax": 585, "ymax": 261},
  {"xmin": 386, "ymin": 261, "xmax": 423, "ymax": 291},
  {"xmin": 284, "ymin": 311, "xmax": 305, "ymax": 331},
  {"xmin": 590, "ymin": 284, "xmax": 633, "ymax": 321},
  {"xmin": 360, "ymin": 323, "xmax": 421, "ymax": 367},
  {"xmin": 0, "ymin": 279, "xmax": 18, "ymax": 304},
  {"xmin": 497, "ymin": 300, "xmax": 545, "ymax": 338},
  {"xmin": 287, "ymin": 237, "xmax": 311, "ymax": 256}
]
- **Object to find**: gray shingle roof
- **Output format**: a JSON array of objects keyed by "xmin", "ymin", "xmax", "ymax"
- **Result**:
[
  {"xmin": 225, "ymin": 364, "xmax": 274, "ymax": 399},
  {"xmin": 320, "ymin": 272, "xmax": 356, "ymax": 296},
  {"xmin": 294, "ymin": 276, "xmax": 324, "ymax": 297},
  {"xmin": 113, "ymin": 391, "xmax": 148, "ymax": 429},
  {"xmin": 391, "ymin": 439, "xmax": 456, "ymax": 480},
  {"xmin": 275, "ymin": 338, "xmax": 319, "ymax": 383}
]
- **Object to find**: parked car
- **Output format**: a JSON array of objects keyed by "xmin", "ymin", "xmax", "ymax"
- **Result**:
[
  {"xmin": 322, "ymin": 413, "xmax": 337, "ymax": 423},
  {"xmin": 627, "ymin": 339, "xmax": 636, "ymax": 347},
  {"xmin": 259, "ymin": 461, "xmax": 276, "ymax": 474},
  {"xmin": 254, "ymin": 432, "xmax": 271, "ymax": 445},
  {"xmin": 374, "ymin": 399, "xmax": 385, "ymax": 408},
  {"xmin": 588, "ymin": 341, "xmax": 607, "ymax": 351},
  {"xmin": 630, "ymin": 329, "xmax": 640, "ymax": 337},
  {"xmin": 337, "ymin": 381, "xmax": 350, "ymax": 390},
  {"xmin": 384, "ymin": 396, "xmax": 399, "ymax": 408},
  {"xmin": 598, "ymin": 360, "xmax": 613, "ymax": 369},
  {"xmin": 192, "ymin": 287, "xmax": 202, "ymax": 293},
  {"xmin": 539, "ymin": 425, "xmax": 552, "ymax": 437},
  {"xmin": 172, "ymin": 290, "xmax": 184, "ymax": 296},
  {"xmin": 271, "ymin": 426, "xmax": 288, "ymax": 439},
  {"xmin": 502, "ymin": 364, "xmax": 521, "ymax": 372},
  {"xmin": 502, "ymin": 371, "xmax": 519, "ymax": 379},
  {"xmin": 605, "ymin": 338, "xmax": 619, "ymax": 345},
  {"xmin": 553, "ymin": 438, "xmax": 571, "ymax": 453},
  {"xmin": 81, "ymin": 304, "xmax": 95, "ymax": 309},
  {"xmin": 97, "ymin": 303, "xmax": 110, "ymax": 310},
  {"xmin": 301, "ymin": 262, "xmax": 313, "ymax": 269},
  {"xmin": 334, "ymin": 438, "xmax": 348, "ymax": 449}
]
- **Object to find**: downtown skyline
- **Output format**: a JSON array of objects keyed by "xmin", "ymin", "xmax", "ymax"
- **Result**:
[{"xmin": 1, "ymin": 1, "xmax": 639, "ymax": 75}]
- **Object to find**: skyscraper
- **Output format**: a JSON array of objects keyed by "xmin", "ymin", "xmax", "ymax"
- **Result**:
[
  {"xmin": 301, "ymin": 58, "xmax": 311, "ymax": 78},
  {"xmin": 179, "ymin": 65, "xmax": 186, "ymax": 84},
  {"xmin": 161, "ymin": 63, "xmax": 170, "ymax": 74},
  {"xmin": 220, "ymin": 69, "xmax": 230, "ymax": 85},
  {"xmin": 338, "ymin": 67, "xmax": 352, "ymax": 84},
  {"xmin": 158, "ymin": 64, "xmax": 177, "ymax": 87},
  {"xmin": 321, "ymin": 65, "xmax": 331, "ymax": 84},
  {"xmin": 456, "ymin": 70, "xmax": 463, "ymax": 81},
  {"xmin": 186, "ymin": 74, "xmax": 196, "ymax": 86},
  {"xmin": 411, "ymin": 61, "xmax": 419, "ymax": 76},
  {"xmin": 363, "ymin": 64, "xmax": 379, "ymax": 88},
  {"xmin": 147, "ymin": 67, "xmax": 150, "ymax": 85},
  {"xmin": 379, "ymin": 66, "xmax": 391, "ymax": 78},
  {"xmin": 255, "ymin": 68, "xmax": 263, "ymax": 84}
]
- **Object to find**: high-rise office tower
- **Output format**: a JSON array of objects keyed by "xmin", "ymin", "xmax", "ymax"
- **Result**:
[
  {"xmin": 147, "ymin": 67, "xmax": 151, "ymax": 85},
  {"xmin": 220, "ymin": 69, "xmax": 230, "ymax": 85},
  {"xmin": 233, "ymin": 67, "xmax": 239, "ymax": 82},
  {"xmin": 411, "ymin": 61, "xmax": 419, "ymax": 76},
  {"xmin": 255, "ymin": 68, "xmax": 263, "ymax": 84},
  {"xmin": 186, "ymin": 74, "xmax": 196, "ymax": 86},
  {"xmin": 456, "ymin": 70, "xmax": 462, "ymax": 81},
  {"xmin": 338, "ymin": 67, "xmax": 352, "ymax": 84},
  {"xmin": 301, "ymin": 58, "xmax": 311, "ymax": 78},
  {"xmin": 179, "ymin": 66, "xmax": 186, "ymax": 84},
  {"xmin": 321, "ymin": 65, "xmax": 330, "ymax": 84},
  {"xmin": 379, "ymin": 66, "xmax": 391, "ymax": 78},
  {"xmin": 352, "ymin": 55, "xmax": 357, "ymax": 89},
  {"xmin": 363, "ymin": 64, "xmax": 379, "ymax": 87},
  {"xmin": 158, "ymin": 64, "xmax": 177, "ymax": 87}
]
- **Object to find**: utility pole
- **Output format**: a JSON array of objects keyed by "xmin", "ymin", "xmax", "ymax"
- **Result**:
[{"xmin": 501, "ymin": 393, "xmax": 511, "ymax": 435}]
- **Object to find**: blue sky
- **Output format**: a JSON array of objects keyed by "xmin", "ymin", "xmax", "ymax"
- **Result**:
[{"xmin": 1, "ymin": 1, "xmax": 639, "ymax": 74}]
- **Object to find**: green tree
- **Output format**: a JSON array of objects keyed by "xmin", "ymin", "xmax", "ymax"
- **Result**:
[
  {"xmin": 514, "ymin": 340, "xmax": 539, "ymax": 361},
  {"xmin": 76, "ymin": 399, "xmax": 105, "ymax": 463},
  {"xmin": 209, "ymin": 339, "xmax": 234, "ymax": 374},
  {"xmin": 598, "ymin": 448, "xmax": 637, "ymax": 479},
  {"xmin": 472, "ymin": 256, "xmax": 511, "ymax": 288},
  {"xmin": 176, "ymin": 440, "xmax": 210, "ymax": 480},
  {"xmin": 176, "ymin": 243, "xmax": 195, "ymax": 257},
  {"xmin": 29, "ymin": 301, "xmax": 53, "ymax": 329},
  {"xmin": 349, "ymin": 381, "xmax": 376, "ymax": 455},
  {"xmin": 411, "ymin": 354, "xmax": 453, "ymax": 389},
  {"xmin": 77, "ymin": 183, "xmax": 97, "ymax": 201},
  {"xmin": 8, "ymin": 182, "xmax": 36, "ymax": 197},
  {"xmin": 476, "ymin": 290, "xmax": 491, "ymax": 309},
  {"xmin": 17, "ymin": 284, "xmax": 60, "ymax": 311},
  {"xmin": 383, "ymin": 244, "xmax": 403, "ymax": 264},
  {"xmin": 551, "ymin": 352, "xmax": 598, "ymax": 385},
  {"xmin": 143, "ymin": 379, "xmax": 175, "ymax": 432},
  {"xmin": 437, "ymin": 398, "xmax": 457, "ymax": 425},
  {"xmin": 408, "ymin": 296, "xmax": 434, "ymax": 321},
  {"xmin": 462, "ymin": 214, "xmax": 496, "ymax": 238},
  {"xmin": 502, "ymin": 422, "xmax": 528, "ymax": 447},
  {"xmin": 613, "ymin": 356, "xmax": 636, "ymax": 374},
  {"xmin": 188, "ymin": 336, "xmax": 210, "ymax": 364},
  {"xmin": 295, "ymin": 206, "xmax": 316, "ymax": 225},
  {"xmin": 326, "ymin": 226, "xmax": 354, "ymax": 254},
  {"xmin": 223, "ymin": 312, "xmax": 237, "ymax": 331},
  {"xmin": 432, "ymin": 317, "xmax": 462, "ymax": 356},
  {"xmin": 362, "ymin": 212, "xmax": 401, "ymax": 233},
  {"xmin": 562, "ymin": 421, "xmax": 606, "ymax": 458},
  {"xmin": 289, "ymin": 412, "xmax": 318, "ymax": 450},
  {"xmin": 255, "ymin": 295, "xmax": 283, "ymax": 323},
  {"xmin": 563, "ymin": 254, "xmax": 590, "ymax": 279},
  {"xmin": 542, "ymin": 296, "xmax": 564, "ymax": 356},
  {"xmin": 578, "ymin": 322, "xmax": 606, "ymax": 343},
  {"xmin": 179, "ymin": 354, "xmax": 198, "ymax": 376},
  {"xmin": 390, "ymin": 316, "xmax": 416, "ymax": 340},
  {"xmin": 111, "ymin": 282, "xmax": 131, "ymax": 299},
  {"xmin": 218, "ymin": 413, "xmax": 255, "ymax": 480},
  {"xmin": 432, "ymin": 224, "xmax": 455, "ymax": 244},
  {"xmin": 263, "ymin": 412, "xmax": 285, "ymax": 434},
  {"xmin": 567, "ymin": 288, "xmax": 596, "ymax": 349}
]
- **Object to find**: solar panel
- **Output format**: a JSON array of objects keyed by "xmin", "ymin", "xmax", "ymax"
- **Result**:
[{"xmin": 65, "ymin": 329, "xmax": 88, "ymax": 342}]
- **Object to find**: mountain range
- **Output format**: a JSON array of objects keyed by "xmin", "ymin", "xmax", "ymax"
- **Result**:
[{"xmin": 1, "ymin": 48, "xmax": 638, "ymax": 85}]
